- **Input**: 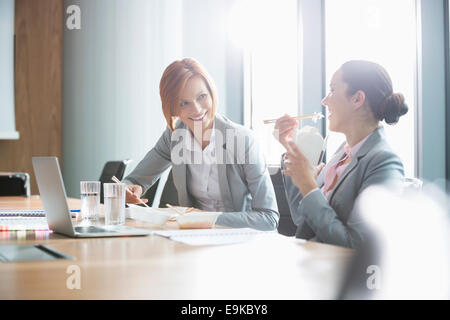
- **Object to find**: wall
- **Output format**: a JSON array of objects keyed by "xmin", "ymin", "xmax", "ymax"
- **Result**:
[
  {"xmin": 62, "ymin": 0, "xmax": 246, "ymax": 197},
  {"xmin": 62, "ymin": 0, "xmax": 183, "ymax": 197},
  {"xmin": 182, "ymin": 0, "xmax": 231, "ymax": 121},
  {"xmin": 0, "ymin": 0, "xmax": 63, "ymax": 194},
  {"xmin": 182, "ymin": 0, "xmax": 244, "ymax": 124}
]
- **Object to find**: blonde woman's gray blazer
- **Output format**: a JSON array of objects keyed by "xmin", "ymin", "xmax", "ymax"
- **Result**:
[
  {"xmin": 124, "ymin": 114, "xmax": 279, "ymax": 231},
  {"xmin": 282, "ymin": 126, "xmax": 405, "ymax": 248}
]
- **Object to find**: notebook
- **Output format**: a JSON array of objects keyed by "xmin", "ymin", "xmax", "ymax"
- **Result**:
[
  {"xmin": 0, "ymin": 209, "xmax": 80, "ymax": 217},
  {"xmin": 153, "ymin": 228, "xmax": 276, "ymax": 246},
  {"xmin": 0, "ymin": 217, "xmax": 49, "ymax": 231},
  {"xmin": 0, "ymin": 209, "xmax": 78, "ymax": 231},
  {"xmin": 0, "ymin": 209, "xmax": 45, "ymax": 217}
]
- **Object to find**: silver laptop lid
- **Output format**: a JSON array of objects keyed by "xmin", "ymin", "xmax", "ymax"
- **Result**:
[{"xmin": 32, "ymin": 157, "xmax": 76, "ymax": 237}]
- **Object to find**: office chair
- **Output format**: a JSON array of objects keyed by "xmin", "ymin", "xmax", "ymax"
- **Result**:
[
  {"xmin": 158, "ymin": 169, "xmax": 179, "ymax": 208},
  {"xmin": 141, "ymin": 179, "xmax": 160, "ymax": 207},
  {"xmin": 0, "ymin": 172, "xmax": 31, "ymax": 196},
  {"xmin": 99, "ymin": 160, "xmax": 131, "ymax": 203},
  {"xmin": 268, "ymin": 166, "xmax": 296, "ymax": 236}
]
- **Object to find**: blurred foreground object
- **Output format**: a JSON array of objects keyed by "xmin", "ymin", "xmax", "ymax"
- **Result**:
[{"xmin": 339, "ymin": 182, "xmax": 450, "ymax": 299}]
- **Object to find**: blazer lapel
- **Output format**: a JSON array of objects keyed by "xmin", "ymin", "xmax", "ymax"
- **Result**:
[
  {"xmin": 317, "ymin": 143, "xmax": 346, "ymax": 188},
  {"xmin": 214, "ymin": 115, "xmax": 234, "ymax": 210},
  {"xmin": 328, "ymin": 126, "xmax": 384, "ymax": 202},
  {"xmin": 172, "ymin": 164, "xmax": 192, "ymax": 207},
  {"xmin": 328, "ymin": 156, "xmax": 359, "ymax": 202}
]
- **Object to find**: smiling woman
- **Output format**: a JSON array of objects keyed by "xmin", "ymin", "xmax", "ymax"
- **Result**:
[
  {"xmin": 178, "ymin": 79, "xmax": 211, "ymax": 122},
  {"xmin": 160, "ymin": 58, "xmax": 217, "ymax": 134},
  {"xmin": 275, "ymin": 60, "xmax": 408, "ymax": 248},
  {"xmin": 158, "ymin": 58, "xmax": 224, "ymax": 154},
  {"xmin": 121, "ymin": 58, "xmax": 279, "ymax": 231}
]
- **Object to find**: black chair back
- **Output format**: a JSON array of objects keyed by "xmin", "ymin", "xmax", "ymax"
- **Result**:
[
  {"xmin": 141, "ymin": 179, "xmax": 160, "ymax": 206},
  {"xmin": 0, "ymin": 172, "xmax": 30, "ymax": 196},
  {"xmin": 269, "ymin": 166, "xmax": 297, "ymax": 236},
  {"xmin": 158, "ymin": 170, "xmax": 179, "ymax": 208},
  {"xmin": 99, "ymin": 160, "xmax": 129, "ymax": 203}
]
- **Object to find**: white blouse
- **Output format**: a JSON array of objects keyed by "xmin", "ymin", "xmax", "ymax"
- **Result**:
[{"xmin": 184, "ymin": 125, "xmax": 228, "ymax": 212}]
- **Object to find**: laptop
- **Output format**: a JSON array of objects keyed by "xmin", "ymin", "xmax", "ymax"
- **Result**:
[{"xmin": 32, "ymin": 157, "xmax": 151, "ymax": 238}]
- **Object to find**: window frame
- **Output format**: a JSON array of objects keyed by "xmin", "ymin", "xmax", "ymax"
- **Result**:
[{"xmin": 445, "ymin": 0, "xmax": 450, "ymax": 191}]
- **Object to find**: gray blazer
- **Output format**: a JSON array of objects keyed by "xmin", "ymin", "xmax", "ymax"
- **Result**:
[
  {"xmin": 124, "ymin": 114, "xmax": 279, "ymax": 231},
  {"xmin": 282, "ymin": 126, "xmax": 404, "ymax": 248}
]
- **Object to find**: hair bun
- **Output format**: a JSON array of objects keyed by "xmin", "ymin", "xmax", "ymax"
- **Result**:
[{"xmin": 381, "ymin": 93, "xmax": 408, "ymax": 125}]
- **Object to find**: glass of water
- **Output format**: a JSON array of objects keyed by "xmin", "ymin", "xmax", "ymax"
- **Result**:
[
  {"xmin": 80, "ymin": 181, "xmax": 101, "ymax": 222},
  {"xmin": 104, "ymin": 183, "xmax": 126, "ymax": 226}
]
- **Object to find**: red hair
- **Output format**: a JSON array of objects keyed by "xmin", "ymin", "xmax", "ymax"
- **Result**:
[{"xmin": 159, "ymin": 58, "xmax": 218, "ymax": 131}]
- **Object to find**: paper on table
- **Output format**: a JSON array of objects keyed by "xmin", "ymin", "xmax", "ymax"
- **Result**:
[{"xmin": 153, "ymin": 228, "xmax": 276, "ymax": 246}]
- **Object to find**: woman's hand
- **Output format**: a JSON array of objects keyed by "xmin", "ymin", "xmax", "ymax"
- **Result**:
[
  {"xmin": 273, "ymin": 114, "xmax": 298, "ymax": 150},
  {"xmin": 125, "ymin": 184, "xmax": 149, "ymax": 205},
  {"xmin": 282, "ymin": 140, "xmax": 325, "ymax": 196}
]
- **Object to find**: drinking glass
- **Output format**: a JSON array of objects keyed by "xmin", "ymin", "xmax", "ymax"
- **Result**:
[
  {"xmin": 80, "ymin": 181, "xmax": 101, "ymax": 222},
  {"xmin": 104, "ymin": 183, "xmax": 126, "ymax": 226}
]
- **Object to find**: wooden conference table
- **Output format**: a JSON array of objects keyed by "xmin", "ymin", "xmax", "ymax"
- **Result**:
[{"xmin": 0, "ymin": 196, "xmax": 354, "ymax": 300}]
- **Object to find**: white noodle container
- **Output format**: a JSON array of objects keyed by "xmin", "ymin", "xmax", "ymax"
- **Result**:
[
  {"xmin": 126, "ymin": 204, "xmax": 172, "ymax": 226},
  {"xmin": 293, "ymin": 126, "xmax": 324, "ymax": 166},
  {"xmin": 176, "ymin": 212, "xmax": 222, "ymax": 229}
]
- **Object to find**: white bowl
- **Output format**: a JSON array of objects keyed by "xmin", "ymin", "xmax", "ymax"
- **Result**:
[
  {"xmin": 176, "ymin": 212, "xmax": 222, "ymax": 229},
  {"xmin": 126, "ymin": 204, "xmax": 172, "ymax": 226}
]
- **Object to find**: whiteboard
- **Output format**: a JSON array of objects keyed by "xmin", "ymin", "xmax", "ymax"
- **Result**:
[{"xmin": 0, "ymin": 0, "xmax": 19, "ymax": 140}]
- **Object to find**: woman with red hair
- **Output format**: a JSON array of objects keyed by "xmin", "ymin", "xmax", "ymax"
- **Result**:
[{"xmin": 123, "ymin": 58, "xmax": 279, "ymax": 231}]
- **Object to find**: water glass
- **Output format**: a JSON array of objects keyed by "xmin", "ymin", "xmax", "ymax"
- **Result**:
[
  {"xmin": 104, "ymin": 183, "xmax": 126, "ymax": 226},
  {"xmin": 80, "ymin": 181, "xmax": 101, "ymax": 222}
]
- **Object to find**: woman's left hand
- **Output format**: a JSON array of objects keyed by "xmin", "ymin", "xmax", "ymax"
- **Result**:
[{"xmin": 282, "ymin": 140, "xmax": 324, "ymax": 195}]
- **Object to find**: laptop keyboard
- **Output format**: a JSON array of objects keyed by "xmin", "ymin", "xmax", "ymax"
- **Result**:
[{"xmin": 74, "ymin": 226, "xmax": 115, "ymax": 233}]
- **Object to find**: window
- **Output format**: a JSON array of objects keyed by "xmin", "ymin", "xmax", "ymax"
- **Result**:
[
  {"xmin": 231, "ymin": 0, "xmax": 300, "ymax": 165},
  {"xmin": 325, "ymin": 0, "xmax": 417, "ymax": 177},
  {"xmin": 238, "ymin": 0, "xmax": 417, "ymax": 174}
]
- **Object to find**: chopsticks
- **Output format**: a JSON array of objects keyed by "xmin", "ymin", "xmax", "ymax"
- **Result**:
[
  {"xmin": 166, "ymin": 204, "xmax": 195, "ymax": 215},
  {"xmin": 165, "ymin": 204, "xmax": 184, "ymax": 214},
  {"xmin": 111, "ymin": 176, "xmax": 150, "ymax": 208},
  {"xmin": 166, "ymin": 204, "xmax": 197, "ymax": 221},
  {"xmin": 263, "ymin": 113, "xmax": 324, "ymax": 124}
]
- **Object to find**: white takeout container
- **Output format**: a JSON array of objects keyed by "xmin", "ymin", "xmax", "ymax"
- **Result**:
[
  {"xmin": 126, "ymin": 204, "xmax": 172, "ymax": 226},
  {"xmin": 293, "ymin": 125, "xmax": 325, "ymax": 166},
  {"xmin": 176, "ymin": 212, "xmax": 222, "ymax": 229}
]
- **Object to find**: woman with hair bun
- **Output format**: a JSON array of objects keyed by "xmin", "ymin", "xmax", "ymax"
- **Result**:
[{"xmin": 274, "ymin": 60, "xmax": 408, "ymax": 248}]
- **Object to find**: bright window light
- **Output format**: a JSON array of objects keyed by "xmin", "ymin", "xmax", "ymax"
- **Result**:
[
  {"xmin": 230, "ymin": 0, "xmax": 299, "ymax": 165},
  {"xmin": 325, "ymin": 0, "xmax": 417, "ymax": 177}
]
